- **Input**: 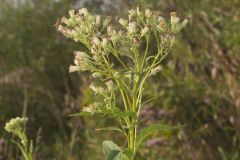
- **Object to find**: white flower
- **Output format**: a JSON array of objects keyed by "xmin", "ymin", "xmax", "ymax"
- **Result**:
[
  {"xmin": 119, "ymin": 18, "xmax": 128, "ymax": 27},
  {"xmin": 92, "ymin": 72, "xmax": 102, "ymax": 78},
  {"xmin": 128, "ymin": 9, "xmax": 136, "ymax": 20},
  {"xmin": 69, "ymin": 65, "xmax": 79, "ymax": 73},
  {"xmin": 74, "ymin": 51, "xmax": 88, "ymax": 61},
  {"xmin": 105, "ymin": 80, "xmax": 114, "ymax": 91},
  {"xmin": 95, "ymin": 15, "xmax": 101, "ymax": 25},
  {"xmin": 136, "ymin": 6, "xmax": 142, "ymax": 16},
  {"xmin": 79, "ymin": 8, "xmax": 88, "ymax": 16},
  {"xmin": 61, "ymin": 17, "xmax": 69, "ymax": 25},
  {"xmin": 107, "ymin": 26, "xmax": 113, "ymax": 35},
  {"xmin": 83, "ymin": 104, "xmax": 95, "ymax": 114},
  {"xmin": 69, "ymin": 10, "xmax": 75, "ymax": 18},
  {"xmin": 170, "ymin": 12, "xmax": 180, "ymax": 26},
  {"xmin": 128, "ymin": 21, "xmax": 137, "ymax": 34},
  {"xmin": 149, "ymin": 65, "xmax": 162, "ymax": 75},
  {"xmin": 141, "ymin": 26, "xmax": 150, "ymax": 37},
  {"xmin": 103, "ymin": 16, "xmax": 111, "ymax": 28},
  {"xmin": 102, "ymin": 38, "xmax": 108, "ymax": 48},
  {"xmin": 157, "ymin": 20, "xmax": 167, "ymax": 32},
  {"xmin": 90, "ymin": 83, "xmax": 105, "ymax": 95},
  {"xmin": 181, "ymin": 18, "xmax": 188, "ymax": 29},
  {"xmin": 5, "ymin": 117, "xmax": 28, "ymax": 134},
  {"xmin": 157, "ymin": 16, "xmax": 165, "ymax": 23},
  {"xmin": 92, "ymin": 37, "xmax": 101, "ymax": 45},
  {"xmin": 145, "ymin": 8, "xmax": 153, "ymax": 18}
]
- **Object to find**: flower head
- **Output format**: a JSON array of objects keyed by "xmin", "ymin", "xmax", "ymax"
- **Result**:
[
  {"xmin": 105, "ymin": 80, "xmax": 114, "ymax": 91},
  {"xmin": 5, "ymin": 117, "xmax": 28, "ymax": 134}
]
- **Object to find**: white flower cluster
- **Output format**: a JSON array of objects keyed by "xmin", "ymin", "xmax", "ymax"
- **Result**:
[
  {"xmin": 58, "ymin": 7, "xmax": 188, "ymax": 75},
  {"xmin": 69, "ymin": 51, "xmax": 92, "ymax": 73},
  {"xmin": 58, "ymin": 7, "xmax": 188, "ymax": 116},
  {"xmin": 5, "ymin": 117, "xmax": 28, "ymax": 134}
]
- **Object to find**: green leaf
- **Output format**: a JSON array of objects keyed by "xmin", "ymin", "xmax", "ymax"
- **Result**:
[
  {"xmin": 96, "ymin": 127, "xmax": 126, "ymax": 136},
  {"xmin": 103, "ymin": 141, "xmax": 129, "ymax": 160},
  {"xmin": 122, "ymin": 148, "xmax": 134, "ymax": 159},
  {"xmin": 136, "ymin": 124, "xmax": 182, "ymax": 149},
  {"xmin": 115, "ymin": 111, "xmax": 137, "ymax": 119}
]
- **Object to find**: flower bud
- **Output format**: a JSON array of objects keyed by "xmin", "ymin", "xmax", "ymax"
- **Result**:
[
  {"xmin": 136, "ymin": 6, "xmax": 142, "ymax": 16},
  {"xmin": 149, "ymin": 65, "xmax": 162, "ymax": 75},
  {"xmin": 119, "ymin": 18, "xmax": 128, "ymax": 27},
  {"xmin": 90, "ymin": 83, "xmax": 104, "ymax": 95},
  {"xmin": 103, "ymin": 16, "xmax": 111, "ymax": 28},
  {"xmin": 128, "ymin": 9, "xmax": 136, "ymax": 20},
  {"xmin": 74, "ymin": 51, "xmax": 88, "ymax": 60},
  {"xmin": 141, "ymin": 26, "xmax": 150, "ymax": 37},
  {"xmin": 61, "ymin": 17, "xmax": 69, "ymax": 25},
  {"xmin": 157, "ymin": 16, "xmax": 165, "ymax": 23},
  {"xmin": 128, "ymin": 21, "xmax": 137, "ymax": 34},
  {"xmin": 79, "ymin": 8, "xmax": 88, "ymax": 16},
  {"xmin": 170, "ymin": 12, "xmax": 180, "ymax": 26},
  {"xmin": 145, "ymin": 8, "xmax": 153, "ymax": 18},
  {"xmin": 158, "ymin": 20, "xmax": 167, "ymax": 32},
  {"xmin": 92, "ymin": 72, "xmax": 102, "ymax": 78},
  {"xmin": 107, "ymin": 26, "xmax": 113, "ymax": 35},
  {"xmin": 102, "ymin": 38, "xmax": 108, "ymax": 48},
  {"xmin": 69, "ymin": 10, "xmax": 75, "ymax": 18},
  {"xmin": 105, "ymin": 80, "xmax": 114, "ymax": 91},
  {"xmin": 181, "ymin": 18, "xmax": 188, "ymax": 29},
  {"xmin": 95, "ymin": 15, "xmax": 101, "ymax": 25},
  {"xmin": 5, "ymin": 117, "xmax": 28, "ymax": 134},
  {"xmin": 83, "ymin": 105, "xmax": 95, "ymax": 114},
  {"xmin": 69, "ymin": 65, "xmax": 79, "ymax": 73},
  {"xmin": 92, "ymin": 37, "xmax": 100, "ymax": 45}
]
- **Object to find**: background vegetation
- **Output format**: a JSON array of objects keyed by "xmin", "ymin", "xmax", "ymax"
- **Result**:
[{"xmin": 0, "ymin": 0, "xmax": 239, "ymax": 159}]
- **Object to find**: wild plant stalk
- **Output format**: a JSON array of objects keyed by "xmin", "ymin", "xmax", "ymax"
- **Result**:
[
  {"xmin": 5, "ymin": 117, "xmax": 33, "ymax": 160},
  {"xmin": 58, "ymin": 7, "xmax": 187, "ymax": 160}
]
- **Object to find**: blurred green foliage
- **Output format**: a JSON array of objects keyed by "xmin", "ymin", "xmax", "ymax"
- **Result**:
[{"xmin": 0, "ymin": 0, "xmax": 240, "ymax": 160}]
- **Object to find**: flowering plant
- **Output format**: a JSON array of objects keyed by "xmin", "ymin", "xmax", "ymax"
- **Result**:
[
  {"xmin": 58, "ymin": 6, "xmax": 187, "ymax": 160},
  {"xmin": 5, "ymin": 117, "xmax": 33, "ymax": 160}
]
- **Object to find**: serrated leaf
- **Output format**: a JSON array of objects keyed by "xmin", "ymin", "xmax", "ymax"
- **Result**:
[{"xmin": 136, "ymin": 124, "xmax": 182, "ymax": 149}]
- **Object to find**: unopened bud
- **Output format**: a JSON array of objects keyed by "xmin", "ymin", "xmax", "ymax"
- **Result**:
[
  {"xmin": 69, "ymin": 10, "xmax": 75, "ymax": 18},
  {"xmin": 119, "ymin": 18, "xmax": 128, "ymax": 27},
  {"xmin": 170, "ymin": 12, "xmax": 180, "ymax": 26},
  {"xmin": 105, "ymin": 80, "xmax": 114, "ymax": 91},
  {"xmin": 141, "ymin": 26, "xmax": 150, "ymax": 37},
  {"xmin": 128, "ymin": 9, "xmax": 136, "ymax": 20},
  {"xmin": 103, "ymin": 16, "xmax": 111, "ymax": 28},
  {"xmin": 145, "ymin": 8, "xmax": 153, "ymax": 18},
  {"xmin": 181, "ymin": 18, "xmax": 188, "ymax": 29},
  {"xmin": 92, "ymin": 72, "xmax": 101, "ymax": 78},
  {"xmin": 149, "ymin": 65, "xmax": 162, "ymax": 75},
  {"xmin": 61, "ymin": 17, "xmax": 69, "ymax": 25},
  {"xmin": 102, "ymin": 38, "xmax": 108, "ymax": 48},
  {"xmin": 136, "ymin": 6, "xmax": 142, "ymax": 16},
  {"xmin": 92, "ymin": 37, "xmax": 100, "ymax": 45},
  {"xmin": 79, "ymin": 8, "xmax": 88, "ymax": 16},
  {"xmin": 128, "ymin": 21, "xmax": 137, "ymax": 34},
  {"xmin": 95, "ymin": 15, "xmax": 101, "ymax": 25}
]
